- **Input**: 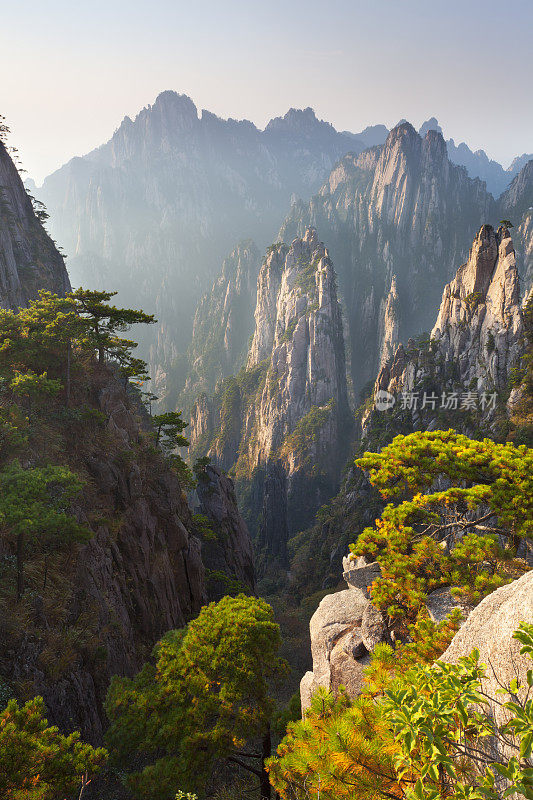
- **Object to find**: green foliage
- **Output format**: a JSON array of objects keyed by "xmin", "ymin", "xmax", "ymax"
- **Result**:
[
  {"xmin": 352, "ymin": 430, "xmax": 532, "ymax": 628},
  {"xmin": 0, "ymin": 461, "xmax": 89, "ymax": 599},
  {"xmin": 384, "ymin": 623, "xmax": 533, "ymax": 800},
  {"xmin": 464, "ymin": 291, "xmax": 484, "ymax": 310},
  {"xmin": 193, "ymin": 455, "xmax": 211, "ymax": 479},
  {"xmin": 192, "ymin": 513, "xmax": 216, "ymax": 541},
  {"xmin": 153, "ymin": 411, "xmax": 189, "ymax": 452},
  {"xmin": 295, "ymin": 256, "xmax": 320, "ymax": 294},
  {"xmin": 0, "ymin": 695, "xmax": 106, "ymax": 799},
  {"xmin": 105, "ymin": 595, "xmax": 288, "ymax": 798},
  {"xmin": 69, "ymin": 287, "xmax": 156, "ymax": 378},
  {"xmin": 268, "ymin": 687, "xmax": 398, "ymax": 800},
  {"xmin": 272, "ymin": 691, "xmax": 301, "ymax": 739},
  {"xmin": 280, "ymin": 400, "xmax": 334, "ymax": 471},
  {"xmin": 510, "ymin": 294, "xmax": 533, "ymax": 444},
  {"xmin": 500, "ymin": 219, "xmax": 514, "ymax": 228},
  {"xmin": 151, "ymin": 411, "xmax": 193, "ymax": 486},
  {"xmin": 270, "ymin": 624, "xmax": 533, "ymax": 800}
]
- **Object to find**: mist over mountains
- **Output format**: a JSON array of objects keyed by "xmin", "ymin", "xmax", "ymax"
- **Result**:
[{"xmin": 35, "ymin": 90, "xmax": 533, "ymax": 406}]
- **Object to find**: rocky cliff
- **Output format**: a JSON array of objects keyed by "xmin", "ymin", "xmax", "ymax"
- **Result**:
[
  {"xmin": 192, "ymin": 463, "xmax": 255, "ymax": 600},
  {"xmin": 1, "ymin": 368, "xmax": 205, "ymax": 744},
  {"xmin": 440, "ymin": 571, "xmax": 533, "ymax": 728},
  {"xmin": 301, "ymin": 563, "xmax": 533, "ymax": 717},
  {"xmin": 1, "ymin": 369, "xmax": 256, "ymax": 744},
  {"xmin": 364, "ymin": 225, "xmax": 523, "ymax": 437},
  {"xmin": 0, "ymin": 152, "xmax": 255, "ymax": 743},
  {"xmin": 280, "ymin": 123, "xmax": 495, "ymax": 394},
  {"xmin": 500, "ymin": 158, "xmax": 533, "ymax": 292},
  {"xmin": 0, "ymin": 141, "xmax": 70, "ymax": 308},
  {"xmin": 36, "ymin": 92, "xmax": 364, "ymax": 404},
  {"xmin": 181, "ymin": 240, "xmax": 261, "ymax": 407},
  {"xmin": 190, "ymin": 228, "xmax": 351, "ymax": 567},
  {"xmin": 300, "ymin": 557, "xmax": 387, "ymax": 713}
]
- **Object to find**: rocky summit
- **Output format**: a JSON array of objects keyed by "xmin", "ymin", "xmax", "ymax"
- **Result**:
[
  {"xmin": 364, "ymin": 224, "xmax": 524, "ymax": 436},
  {"xmin": 281, "ymin": 122, "xmax": 495, "ymax": 393},
  {"xmin": 190, "ymin": 228, "xmax": 351, "ymax": 566}
]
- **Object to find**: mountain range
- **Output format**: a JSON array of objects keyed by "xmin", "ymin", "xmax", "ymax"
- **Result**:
[{"xmin": 34, "ymin": 91, "xmax": 532, "ymax": 405}]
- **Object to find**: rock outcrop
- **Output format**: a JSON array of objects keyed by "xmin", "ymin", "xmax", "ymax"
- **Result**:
[
  {"xmin": 192, "ymin": 463, "xmax": 255, "ymax": 600},
  {"xmin": 0, "ymin": 141, "xmax": 70, "ymax": 309},
  {"xmin": 190, "ymin": 229, "xmax": 351, "ymax": 564},
  {"xmin": 441, "ymin": 571, "xmax": 533, "ymax": 729},
  {"xmin": 301, "ymin": 560, "xmax": 533, "ymax": 728},
  {"xmin": 364, "ymin": 225, "xmax": 523, "ymax": 436},
  {"xmin": 281, "ymin": 123, "xmax": 495, "ymax": 393},
  {"xmin": 500, "ymin": 159, "xmax": 533, "ymax": 293},
  {"xmin": 300, "ymin": 557, "xmax": 388, "ymax": 714}
]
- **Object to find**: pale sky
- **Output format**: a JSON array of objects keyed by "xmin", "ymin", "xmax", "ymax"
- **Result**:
[{"xmin": 2, "ymin": 0, "xmax": 532, "ymax": 184}]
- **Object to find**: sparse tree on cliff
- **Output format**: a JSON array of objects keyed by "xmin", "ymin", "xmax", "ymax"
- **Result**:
[
  {"xmin": 0, "ymin": 462, "xmax": 89, "ymax": 600},
  {"xmin": 69, "ymin": 288, "xmax": 155, "ymax": 376},
  {"xmin": 352, "ymin": 430, "xmax": 532, "ymax": 632}
]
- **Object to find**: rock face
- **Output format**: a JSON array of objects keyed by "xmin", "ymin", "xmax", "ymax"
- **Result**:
[
  {"xmin": 190, "ymin": 229, "xmax": 351, "ymax": 563},
  {"xmin": 1, "ymin": 371, "xmax": 206, "ymax": 744},
  {"xmin": 245, "ymin": 227, "xmax": 350, "ymax": 472},
  {"xmin": 431, "ymin": 225, "xmax": 522, "ymax": 387},
  {"xmin": 182, "ymin": 240, "xmax": 261, "ymax": 406},
  {"xmin": 0, "ymin": 141, "xmax": 70, "ymax": 308},
  {"xmin": 419, "ymin": 117, "xmax": 530, "ymax": 197},
  {"xmin": 281, "ymin": 123, "xmax": 495, "ymax": 394},
  {"xmin": 37, "ymin": 92, "xmax": 365, "ymax": 403},
  {"xmin": 440, "ymin": 571, "xmax": 533, "ymax": 728},
  {"xmin": 364, "ymin": 225, "xmax": 523, "ymax": 436},
  {"xmin": 301, "ymin": 558, "xmax": 533, "ymax": 720},
  {"xmin": 300, "ymin": 559, "xmax": 388, "ymax": 714},
  {"xmin": 500, "ymin": 159, "xmax": 533, "ymax": 293},
  {"xmin": 193, "ymin": 464, "xmax": 255, "ymax": 600}
]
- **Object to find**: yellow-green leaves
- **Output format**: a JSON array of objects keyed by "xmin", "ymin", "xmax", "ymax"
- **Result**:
[{"xmin": 353, "ymin": 431, "xmax": 532, "ymax": 627}]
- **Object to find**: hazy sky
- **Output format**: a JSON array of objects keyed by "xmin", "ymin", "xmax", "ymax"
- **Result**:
[{"xmin": 2, "ymin": 0, "xmax": 532, "ymax": 184}]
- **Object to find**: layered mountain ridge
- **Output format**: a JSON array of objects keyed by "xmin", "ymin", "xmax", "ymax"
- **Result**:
[
  {"xmin": 281, "ymin": 122, "xmax": 495, "ymax": 393},
  {"xmin": 35, "ymin": 94, "xmax": 532, "ymax": 407},
  {"xmin": 37, "ymin": 91, "xmax": 366, "ymax": 403}
]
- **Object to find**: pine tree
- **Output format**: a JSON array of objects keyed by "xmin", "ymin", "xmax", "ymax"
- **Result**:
[
  {"xmin": 0, "ymin": 462, "xmax": 89, "ymax": 599},
  {"xmin": 0, "ymin": 696, "xmax": 106, "ymax": 799},
  {"xmin": 105, "ymin": 595, "xmax": 288, "ymax": 799},
  {"xmin": 69, "ymin": 288, "xmax": 155, "ymax": 377},
  {"xmin": 352, "ymin": 430, "xmax": 532, "ymax": 632}
]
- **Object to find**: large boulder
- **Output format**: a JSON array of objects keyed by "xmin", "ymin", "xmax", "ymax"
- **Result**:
[
  {"xmin": 440, "ymin": 571, "xmax": 533, "ymax": 727},
  {"xmin": 300, "ymin": 587, "xmax": 371, "ymax": 714},
  {"xmin": 309, "ymin": 589, "xmax": 369, "ymax": 682},
  {"xmin": 300, "ymin": 557, "xmax": 390, "ymax": 714}
]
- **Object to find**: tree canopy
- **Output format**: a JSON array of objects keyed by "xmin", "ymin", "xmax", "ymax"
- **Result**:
[
  {"xmin": 351, "ymin": 430, "xmax": 532, "ymax": 629},
  {"xmin": 0, "ymin": 461, "xmax": 89, "ymax": 599},
  {"xmin": 0, "ymin": 696, "xmax": 106, "ymax": 800},
  {"xmin": 269, "ymin": 624, "xmax": 533, "ymax": 800},
  {"xmin": 105, "ymin": 594, "xmax": 287, "ymax": 799}
]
